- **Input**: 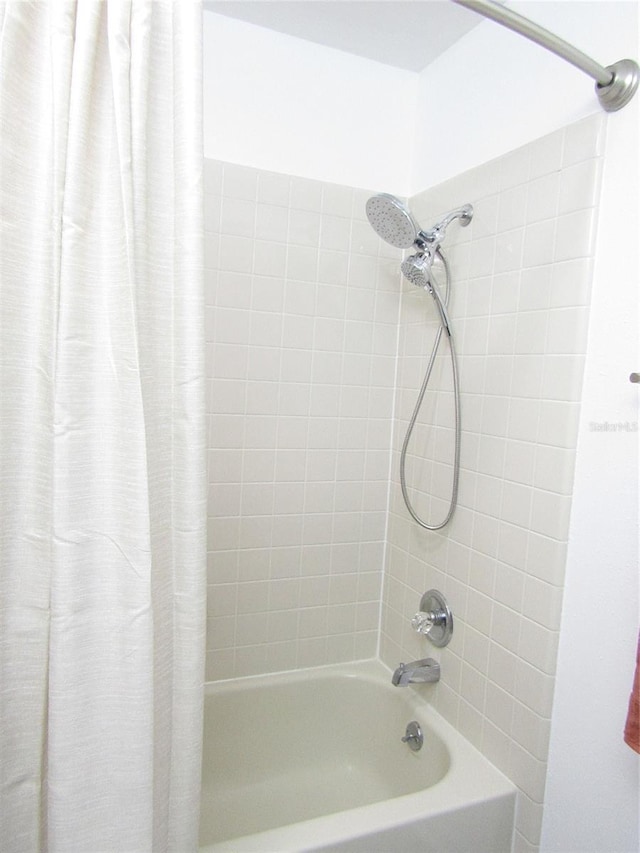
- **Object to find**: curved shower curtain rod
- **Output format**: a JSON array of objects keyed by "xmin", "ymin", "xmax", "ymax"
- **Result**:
[{"xmin": 452, "ymin": 0, "xmax": 639, "ymax": 112}]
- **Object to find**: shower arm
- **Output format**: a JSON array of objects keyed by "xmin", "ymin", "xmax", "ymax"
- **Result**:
[
  {"xmin": 415, "ymin": 204, "xmax": 473, "ymax": 250},
  {"xmin": 451, "ymin": 0, "xmax": 639, "ymax": 112}
]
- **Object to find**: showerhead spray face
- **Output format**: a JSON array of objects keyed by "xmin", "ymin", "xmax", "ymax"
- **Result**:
[
  {"xmin": 400, "ymin": 252, "xmax": 431, "ymax": 288},
  {"xmin": 365, "ymin": 193, "xmax": 422, "ymax": 249}
]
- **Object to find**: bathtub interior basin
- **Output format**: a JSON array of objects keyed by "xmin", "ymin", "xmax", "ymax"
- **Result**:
[{"xmin": 199, "ymin": 659, "xmax": 516, "ymax": 852}]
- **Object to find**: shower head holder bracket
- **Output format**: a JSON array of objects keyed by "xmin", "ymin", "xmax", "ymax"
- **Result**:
[{"xmin": 417, "ymin": 204, "xmax": 474, "ymax": 249}]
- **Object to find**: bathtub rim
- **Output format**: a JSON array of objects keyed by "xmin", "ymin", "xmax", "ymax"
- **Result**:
[{"xmin": 199, "ymin": 657, "xmax": 516, "ymax": 853}]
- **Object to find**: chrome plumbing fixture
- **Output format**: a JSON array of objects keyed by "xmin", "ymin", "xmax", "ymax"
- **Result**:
[
  {"xmin": 401, "ymin": 721, "xmax": 424, "ymax": 752},
  {"xmin": 365, "ymin": 193, "xmax": 422, "ymax": 249},
  {"xmin": 400, "ymin": 253, "xmax": 453, "ymax": 337},
  {"xmin": 411, "ymin": 589, "xmax": 453, "ymax": 648},
  {"xmin": 391, "ymin": 658, "xmax": 440, "ymax": 687},
  {"xmin": 365, "ymin": 194, "xmax": 472, "ymax": 531},
  {"xmin": 365, "ymin": 193, "xmax": 472, "ymax": 253}
]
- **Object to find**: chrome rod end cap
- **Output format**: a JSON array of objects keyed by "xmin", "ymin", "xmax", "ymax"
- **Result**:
[{"xmin": 596, "ymin": 59, "xmax": 639, "ymax": 111}]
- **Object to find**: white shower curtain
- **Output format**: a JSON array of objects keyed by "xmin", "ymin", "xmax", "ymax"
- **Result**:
[{"xmin": 0, "ymin": 2, "xmax": 206, "ymax": 851}]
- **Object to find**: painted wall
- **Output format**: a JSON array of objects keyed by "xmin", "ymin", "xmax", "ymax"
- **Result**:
[
  {"xmin": 204, "ymin": 3, "xmax": 639, "ymax": 199},
  {"xmin": 412, "ymin": 1, "xmax": 640, "ymax": 190},
  {"xmin": 203, "ymin": 12, "xmax": 417, "ymax": 196}
]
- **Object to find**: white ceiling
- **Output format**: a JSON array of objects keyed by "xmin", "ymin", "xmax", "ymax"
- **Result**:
[{"xmin": 202, "ymin": 1, "xmax": 486, "ymax": 72}]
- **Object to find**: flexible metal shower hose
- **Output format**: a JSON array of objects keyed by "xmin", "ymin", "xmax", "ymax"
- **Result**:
[{"xmin": 399, "ymin": 250, "xmax": 461, "ymax": 530}]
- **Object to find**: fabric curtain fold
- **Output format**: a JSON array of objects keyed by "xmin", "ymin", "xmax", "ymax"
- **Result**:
[{"xmin": 0, "ymin": 2, "xmax": 205, "ymax": 851}]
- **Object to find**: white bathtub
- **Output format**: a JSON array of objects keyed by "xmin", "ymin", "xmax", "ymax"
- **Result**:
[{"xmin": 199, "ymin": 659, "xmax": 516, "ymax": 852}]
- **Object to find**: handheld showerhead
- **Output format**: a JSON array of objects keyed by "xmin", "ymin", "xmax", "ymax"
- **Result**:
[
  {"xmin": 365, "ymin": 193, "xmax": 421, "ymax": 249},
  {"xmin": 401, "ymin": 253, "xmax": 452, "ymax": 336},
  {"xmin": 365, "ymin": 192, "xmax": 472, "ymax": 531},
  {"xmin": 400, "ymin": 252, "xmax": 431, "ymax": 288}
]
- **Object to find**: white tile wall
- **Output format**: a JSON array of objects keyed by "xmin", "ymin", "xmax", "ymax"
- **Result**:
[
  {"xmin": 205, "ymin": 114, "xmax": 604, "ymax": 853},
  {"xmin": 380, "ymin": 114, "xmax": 605, "ymax": 852},
  {"xmin": 205, "ymin": 160, "xmax": 401, "ymax": 680}
]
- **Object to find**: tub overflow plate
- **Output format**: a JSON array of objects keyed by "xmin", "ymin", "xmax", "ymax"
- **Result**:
[{"xmin": 401, "ymin": 720, "xmax": 423, "ymax": 751}]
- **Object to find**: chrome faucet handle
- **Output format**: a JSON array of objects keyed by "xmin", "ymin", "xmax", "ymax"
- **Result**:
[
  {"xmin": 411, "ymin": 589, "xmax": 453, "ymax": 648},
  {"xmin": 411, "ymin": 611, "xmax": 438, "ymax": 634}
]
